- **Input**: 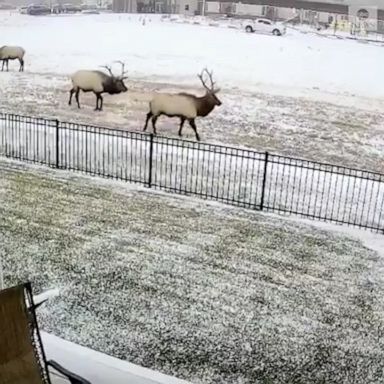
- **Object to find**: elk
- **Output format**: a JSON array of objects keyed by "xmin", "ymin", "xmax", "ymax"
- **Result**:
[
  {"xmin": 0, "ymin": 46, "xmax": 25, "ymax": 72},
  {"xmin": 143, "ymin": 68, "xmax": 222, "ymax": 141},
  {"xmin": 68, "ymin": 61, "xmax": 128, "ymax": 111}
]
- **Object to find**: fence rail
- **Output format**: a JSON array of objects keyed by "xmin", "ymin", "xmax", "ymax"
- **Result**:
[{"xmin": 1, "ymin": 112, "xmax": 383, "ymax": 233}]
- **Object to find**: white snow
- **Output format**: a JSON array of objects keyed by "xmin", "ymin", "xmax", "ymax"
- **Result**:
[
  {"xmin": 289, "ymin": 216, "xmax": 384, "ymax": 258},
  {"xmin": 1, "ymin": 11, "xmax": 384, "ymax": 100},
  {"xmin": 34, "ymin": 287, "xmax": 61, "ymax": 304},
  {"xmin": 42, "ymin": 331, "xmax": 191, "ymax": 384}
]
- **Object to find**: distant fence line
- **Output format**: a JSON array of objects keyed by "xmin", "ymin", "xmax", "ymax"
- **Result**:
[{"xmin": 0, "ymin": 112, "xmax": 383, "ymax": 233}]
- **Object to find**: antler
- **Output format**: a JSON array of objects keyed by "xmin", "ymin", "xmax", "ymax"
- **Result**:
[
  {"xmin": 197, "ymin": 68, "xmax": 219, "ymax": 93},
  {"xmin": 114, "ymin": 60, "xmax": 128, "ymax": 79},
  {"xmin": 101, "ymin": 65, "xmax": 114, "ymax": 77}
]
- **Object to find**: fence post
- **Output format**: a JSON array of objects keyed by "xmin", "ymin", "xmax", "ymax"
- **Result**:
[
  {"xmin": 55, "ymin": 120, "xmax": 60, "ymax": 168},
  {"xmin": 147, "ymin": 133, "xmax": 154, "ymax": 188},
  {"xmin": 260, "ymin": 151, "xmax": 269, "ymax": 211}
]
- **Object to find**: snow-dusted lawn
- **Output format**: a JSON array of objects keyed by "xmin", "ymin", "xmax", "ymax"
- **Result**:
[
  {"xmin": 1, "ymin": 115, "xmax": 383, "ymax": 231},
  {"xmin": 1, "ymin": 159, "xmax": 384, "ymax": 384},
  {"xmin": 0, "ymin": 12, "xmax": 384, "ymax": 172}
]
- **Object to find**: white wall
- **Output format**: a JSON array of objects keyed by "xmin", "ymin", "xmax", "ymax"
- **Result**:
[
  {"xmin": 300, "ymin": 0, "xmax": 381, "ymax": 5},
  {"xmin": 345, "ymin": 0, "xmax": 382, "ymax": 6},
  {"xmin": 206, "ymin": 1, "xmax": 220, "ymax": 13},
  {"xmin": 318, "ymin": 11, "xmax": 331, "ymax": 23},
  {"xmin": 176, "ymin": 0, "xmax": 198, "ymax": 15},
  {"xmin": 348, "ymin": 5, "xmax": 378, "ymax": 30},
  {"xmin": 276, "ymin": 7, "xmax": 297, "ymax": 20},
  {"xmin": 234, "ymin": 3, "xmax": 263, "ymax": 16},
  {"xmin": 349, "ymin": 4, "xmax": 377, "ymax": 19}
]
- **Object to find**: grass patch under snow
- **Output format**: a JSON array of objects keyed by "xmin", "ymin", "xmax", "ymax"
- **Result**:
[{"xmin": 0, "ymin": 159, "xmax": 383, "ymax": 384}]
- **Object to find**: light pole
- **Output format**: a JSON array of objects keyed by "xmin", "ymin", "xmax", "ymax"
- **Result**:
[{"xmin": 202, "ymin": 0, "xmax": 205, "ymax": 16}]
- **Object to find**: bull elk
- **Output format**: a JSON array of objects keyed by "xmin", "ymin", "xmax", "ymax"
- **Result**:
[
  {"xmin": 68, "ymin": 61, "xmax": 128, "ymax": 111},
  {"xmin": 143, "ymin": 68, "xmax": 222, "ymax": 141}
]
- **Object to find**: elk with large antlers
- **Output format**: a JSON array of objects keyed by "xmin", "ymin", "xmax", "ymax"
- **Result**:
[
  {"xmin": 68, "ymin": 61, "xmax": 128, "ymax": 111},
  {"xmin": 143, "ymin": 68, "xmax": 222, "ymax": 141}
]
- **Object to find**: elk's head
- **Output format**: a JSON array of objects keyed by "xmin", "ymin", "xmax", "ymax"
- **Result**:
[
  {"xmin": 102, "ymin": 61, "xmax": 128, "ymax": 94},
  {"xmin": 198, "ymin": 68, "xmax": 222, "ymax": 106}
]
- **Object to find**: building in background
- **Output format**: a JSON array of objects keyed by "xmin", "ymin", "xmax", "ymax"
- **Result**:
[
  {"xmin": 205, "ymin": 0, "xmax": 384, "ymax": 19},
  {"xmin": 204, "ymin": 0, "xmax": 384, "ymax": 32},
  {"xmin": 112, "ymin": 0, "xmax": 137, "ymax": 12},
  {"xmin": 0, "ymin": 0, "xmax": 29, "ymax": 5},
  {"xmin": 112, "ymin": 0, "xmax": 197, "ymax": 14},
  {"xmin": 167, "ymin": 0, "xmax": 198, "ymax": 14}
]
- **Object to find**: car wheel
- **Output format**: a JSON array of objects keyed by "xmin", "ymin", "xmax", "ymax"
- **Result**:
[
  {"xmin": 272, "ymin": 29, "xmax": 281, "ymax": 36},
  {"xmin": 245, "ymin": 25, "xmax": 254, "ymax": 33}
]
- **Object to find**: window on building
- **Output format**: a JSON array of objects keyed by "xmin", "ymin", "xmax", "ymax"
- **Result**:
[{"xmin": 185, "ymin": 4, "xmax": 189, "ymax": 11}]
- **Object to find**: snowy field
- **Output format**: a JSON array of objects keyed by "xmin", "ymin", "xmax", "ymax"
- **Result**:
[
  {"xmin": 0, "ymin": 12, "xmax": 384, "ymax": 172},
  {"xmin": 1, "ymin": 11, "xmax": 384, "ymax": 383},
  {"xmin": 1, "ymin": 114, "xmax": 383, "ymax": 231},
  {"xmin": 1, "ymin": 158, "xmax": 384, "ymax": 383}
]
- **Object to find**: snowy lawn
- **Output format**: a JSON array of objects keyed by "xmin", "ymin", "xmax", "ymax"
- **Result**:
[
  {"xmin": 1, "ymin": 159, "xmax": 384, "ymax": 384},
  {"xmin": 0, "ymin": 12, "xmax": 384, "ymax": 172}
]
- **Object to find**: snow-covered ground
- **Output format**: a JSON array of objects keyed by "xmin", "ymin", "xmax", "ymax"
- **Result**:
[
  {"xmin": 1, "ymin": 11, "xmax": 384, "ymax": 384},
  {"xmin": 1, "ymin": 158, "xmax": 384, "ymax": 383},
  {"xmin": 1, "ymin": 115, "xmax": 383, "ymax": 231},
  {"xmin": 0, "ymin": 12, "xmax": 384, "ymax": 172},
  {"xmin": 1, "ymin": 12, "xmax": 383, "ymax": 97},
  {"xmin": 43, "ymin": 332, "xmax": 191, "ymax": 384}
]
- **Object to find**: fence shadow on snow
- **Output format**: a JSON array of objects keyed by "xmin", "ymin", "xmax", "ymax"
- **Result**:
[{"xmin": 0, "ymin": 112, "xmax": 383, "ymax": 233}]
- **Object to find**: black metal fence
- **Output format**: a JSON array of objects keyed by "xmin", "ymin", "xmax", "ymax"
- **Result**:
[{"xmin": 1, "ymin": 112, "xmax": 383, "ymax": 233}]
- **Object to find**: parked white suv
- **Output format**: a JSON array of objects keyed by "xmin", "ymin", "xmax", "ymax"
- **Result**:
[{"xmin": 243, "ymin": 18, "xmax": 286, "ymax": 36}]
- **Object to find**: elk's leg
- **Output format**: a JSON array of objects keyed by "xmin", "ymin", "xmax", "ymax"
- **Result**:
[
  {"xmin": 19, "ymin": 58, "xmax": 24, "ymax": 72},
  {"xmin": 94, "ymin": 93, "xmax": 103, "ymax": 111},
  {"xmin": 1, "ymin": 60, "xmax": 4, "ymax": 71},
  {"xmin": 94, "ymin": 93, "xmax": 100, "ymax": 111},
  {"xmin": 75, "ymin": 89, "xmax": 81, "ymax": 109},
  {"xmin": 188, "ymin": 119, "xmax": 200, "ymax": 141},
  {"xmin": 143, "ymin": 112, "xmax": 152, "ymax": 132},
  {"xmin": 68, "ymin": 89, "xmax": 75, "ymax": 105},
  {"xmin": 98, "ymin": 94, "xmax": 104, "ymax": 111},
  {"xmin": 5, "ymin": 59, "xmax": 9, "ymax": 72},
  {"xmin": 178, "ymin": 117, "xmax": 186, "ymax": 137},
  {"xmin": 151, "ymin": 116, "xmax": 158, "ymax": 135}
]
